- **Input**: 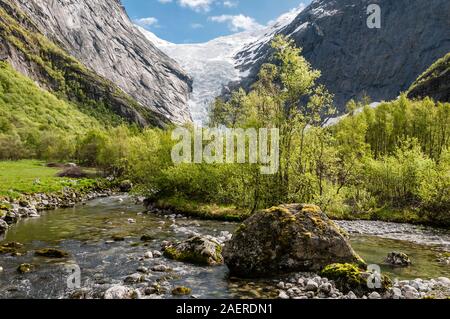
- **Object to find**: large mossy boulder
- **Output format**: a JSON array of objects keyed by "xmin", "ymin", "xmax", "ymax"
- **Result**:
[
  {"xmin": 163, "ymin": 236, "xmax": 223, "ymax": 266},
  {"xmin": 223, "ymin": 204, "xmax": 365, "ymax": 277}
]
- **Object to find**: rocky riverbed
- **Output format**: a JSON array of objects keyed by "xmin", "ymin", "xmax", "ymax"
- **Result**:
[
  {"xmin": 0, "ymin": 196, "xmax": 449, "ymax": 299},
  {"xmin": 0, "ymin": 189, "xmax": 116, "ymax": 235}
]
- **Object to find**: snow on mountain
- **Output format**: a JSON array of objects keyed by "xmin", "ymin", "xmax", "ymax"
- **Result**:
[{"xmin": 137, "ymin": 4, "xmax": 305, "ymax": 124}]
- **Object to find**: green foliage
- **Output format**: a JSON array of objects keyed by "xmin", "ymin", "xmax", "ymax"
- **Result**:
[{"xmin": 408, "ymin": 52, "xmax": 450, "ymax": 94}]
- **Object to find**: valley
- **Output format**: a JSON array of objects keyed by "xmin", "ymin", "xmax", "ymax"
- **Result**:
[{"xmin": 0, "ymin": 0, "xmax": 449, "ymax": 301}]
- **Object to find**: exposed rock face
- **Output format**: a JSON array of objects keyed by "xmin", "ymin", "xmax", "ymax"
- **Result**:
[
  {"xmin": 408, "ymin": 53, "xmax": 450, "ymax": 103},
  {"xmin": 223, "ymin": 204, "xmax": 365, "ymax": 278},
  {"xmin": 234, "ymin": 0, "xmax": 450, "ymax": 112},
  {"xmin": 0, "ymin": 0, "xmax": 166, "ymax": 126},
  {"xmin": 14, "ymin": 0, "xmax": 192, "ymax": 124}
]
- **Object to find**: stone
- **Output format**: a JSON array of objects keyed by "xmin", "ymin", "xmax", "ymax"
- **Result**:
[
  {"xmin": 305, "ymin": 280, "xmax": 319, "ymax": 292},
  {"xmin": 278, "ymin": 291, "xmax": 289, "ymax": 299},
  {"xmin": 35, "ymin": 248, "xmax": 69, "ymax": 258},
  {"xmin": 321, "ymin": 263, "xmax": 392, "ymax": 296},
  {"xmin": 436, "ymin": 277, "xmax": 450, "ymax": 286},
  {"xmin": 391, "ymin": 287, "xmax": 403, "ymax": 299},
  {"xmin": 153, "ymin": 250, "xmax": 162, "ymax": 258},
  {"xmin": 119, "ymin": 180, "xmax": 133, "ymax": 192},
  {"xmin": 172, "ymin": 286, "xmax": 192, "ymax": 296},
  {"xmin": 223, "ymin": 204, "xmax": 365, "ymax": 277},
  {"xmin": 104, "ymin": 285, "xmax": 138, "ymax": 299},
  {"xmin": 137, "ymin": 266, "xmax": 149, "ymax": 274},
  {"xmin": 144, "ymin": 251, "xmax": 154, "ymax": 259},
  {"xmin": 0, "ymin": 266, "xmax": 3, "ymax": 272},
  {"xmin": 319, "ymin": 282, "xmax": 332, "ymax": 294},
  {"xmin": 385, "ymin": 252, "xmax": 411, "ymax": 267},
  {"xmin": 368, "ymin": 292, "xmax": 381, "ymax": 299},
  {"xmin": 151, "ymin": 265, "xmax": 172, "ymax": 272},
  {"xmin": 163, "ymin": 236, "xmax": 223, "ymax": 266},
  {"xmin": 124, "ymin": 273, "xmax": 144, "ymax": 284},
  {"xmin": 402, "ymin": 285, "xmax": 420, "ymax": 299},
  {"xmin": 346, "ymin": 291, "xmax": 357, "ymax": 299},
  {"xmin": 17, "ymin": 263, "xmax": 35, "ymax": 274}
]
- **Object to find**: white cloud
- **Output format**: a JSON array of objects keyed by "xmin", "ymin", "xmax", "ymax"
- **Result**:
[
  {"xmin": 178, "ymin": 0, "xmax": 214, "ymax": 12},
  {"xmin": 158, "ymin": 0, "xmax": 173, "ymax": 3},
  {"xmin": 135, "ymin": 17, "xmax": 159, "ymax": 28},
  {"xmin": 223, "ymin": 1, "xmax": 238, "ymax": 8},
  {"xmin": 209, "ymin": 14, "xmax": 264, "ymax": 32}
]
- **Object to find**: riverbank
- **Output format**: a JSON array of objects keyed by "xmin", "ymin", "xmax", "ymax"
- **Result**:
[
  {"xmin": 0, "ymin": 160, "xmax": 121, "ymax": 235},
  {"xmin": 146, "ymin": 197, "xmax": 449, "ymax": 229},
  {"xmin": 146, "ymin": 197, "xmax": 251, "ymax": 222}
]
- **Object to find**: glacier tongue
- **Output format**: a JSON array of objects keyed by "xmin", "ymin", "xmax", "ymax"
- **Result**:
[{"xmin": 136, "ymin": 4, "xmax": 304, "ymax": 125}]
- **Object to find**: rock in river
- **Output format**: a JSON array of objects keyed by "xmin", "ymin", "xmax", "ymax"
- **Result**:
[
  {"xmin": 163, "ymin": 236, "xmax": 224, "ymax": 266},
  {"xmin": 104, "ymin": 285, "xmax": 139, "ymax": 299},
  {"xmin": 0, "ymin": 219, "xmax": 8, "ymax": 233},
  {"xmin": 385, "ymin": 252, "xmax": 412, "ymax": 267},
  {"xmin": 35, "ymin": 248, "xmax": 69, "ymax": 258},
  {"xmin": 17, "ymin": 263, "xmax": 35, "ymax": 274},
  {"xmin": 223, "ymin": 204, "xmax": 365, "ymax": 277}
]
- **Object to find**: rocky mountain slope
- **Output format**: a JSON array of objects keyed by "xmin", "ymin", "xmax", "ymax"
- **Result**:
[
  {"xmin": 0, "ymin": 0, "xmax": 168, "ymax": 127},
  {"xmin": 234, "ymin": 0, "xmax": 450, "ymax": 112},
  {"xmin": 138, "ymin": 5, "xmax": 304, "ymax": 124},
  {"xmin": 408, "ymin": 53, "xmax": 450, "ymax": 103},
  {"xmin": 14, "ymin": 0, "xmax": 193, "ymax": 124}
]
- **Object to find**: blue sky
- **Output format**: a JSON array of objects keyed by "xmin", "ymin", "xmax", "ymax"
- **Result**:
[{"xmin": 123, "ymin": 0, "xmax": 311, "ymax": 44}]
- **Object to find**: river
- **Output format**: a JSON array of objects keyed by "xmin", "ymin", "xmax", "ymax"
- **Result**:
[{"xmin": 0, "ymin": 195, "xmax": 449, "ymax": 299}]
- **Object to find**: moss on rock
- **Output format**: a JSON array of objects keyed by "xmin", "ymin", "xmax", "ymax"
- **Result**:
[
  {"xmin": 172, "ymin": 286, "xmax": 192, "ymax": 296},
  {"xmin": 17, "ymin": 263, "xmax": 35, "ymax": 274},
  {"xmin": 321, "ymin": 263, "xmax": 392, "ymax": 296}
]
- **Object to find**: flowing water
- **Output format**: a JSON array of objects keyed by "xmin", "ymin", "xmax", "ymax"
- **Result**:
[{"xmin": 0, "ymin": 196, "xmax": 449, "ymax": 299}]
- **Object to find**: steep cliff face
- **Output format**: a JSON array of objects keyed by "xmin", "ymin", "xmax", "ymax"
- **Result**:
[
  {"xmin": 0, "ymin": 0, "xmax": 169, "ymax": 127},
  {"xmin": 15, "ymin": 0, "xmax": 193, "ymax": 124},
  {"xmin": 235, "ymin": 0, "xmax": 450, "ymax": 111},
  {"xmin": 408, "ymin": 53, "xmax": 450, "ymax": 103}
]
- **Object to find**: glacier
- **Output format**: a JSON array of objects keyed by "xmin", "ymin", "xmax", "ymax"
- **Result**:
[{"xmin": 137, "ymin": 5, "xmax": 305, "ymax": 125}]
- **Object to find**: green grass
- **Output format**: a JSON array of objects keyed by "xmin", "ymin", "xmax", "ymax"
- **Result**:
[
  {"xmin": 0, "ymin": 160, "xmax": 98, "ymax": 199},
  {"xmin": 153, "ymin": 196, "xmax": 251, "ymax": 222}
]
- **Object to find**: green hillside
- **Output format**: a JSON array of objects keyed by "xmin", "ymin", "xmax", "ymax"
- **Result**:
[
  {"xmin": 0, "ymin": 0, "xmax": 166, "ymax": 127},
  {"xmin": 0, "ymin": 61, "xmax": 105, "ymax": 159},
  {"xmin": 408, "ymin": 52, "xmax": 450, "ymax": 102}
]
